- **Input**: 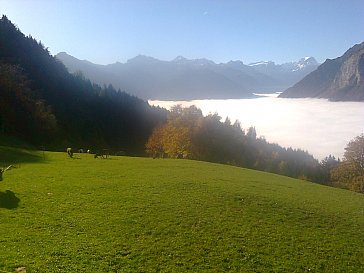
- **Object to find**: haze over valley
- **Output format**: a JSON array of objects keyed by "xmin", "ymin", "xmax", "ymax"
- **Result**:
[
  {"xmin": 57, "ymin": 42, "xmax": 364, "ymax": 161},
  {"xmin": 150, "ymin": 95, "xmax": 364, "ymax": 160},
  {"xmin": 1, "ymin": 1, "xmax": 364, "ymax": 272}
]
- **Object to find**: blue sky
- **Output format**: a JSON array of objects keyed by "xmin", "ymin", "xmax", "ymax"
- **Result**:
[{"xmin": 1, "ymin": 0, "xmax": 363, "ymax": 65}]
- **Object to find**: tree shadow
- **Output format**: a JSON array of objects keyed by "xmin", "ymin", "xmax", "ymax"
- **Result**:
[
  {"xmin": 0, "ymin": 190, "xmax": 20, "ymax": 209},
  {"xmin": 0, "ymin": 146, "xmax": 43, "ymax": 165}
]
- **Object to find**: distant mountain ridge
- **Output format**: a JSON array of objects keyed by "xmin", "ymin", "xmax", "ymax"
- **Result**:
[
  {"xmin": 56, "ymin": 52, "xmax": 318, "ymax": 100},
  {"xmin": 279, "ymin": 42, "xmax": 364, "ymax": 101},
  {"xmin": 248, "ymin": 56, "xmax": 318, "ymax": 72}
]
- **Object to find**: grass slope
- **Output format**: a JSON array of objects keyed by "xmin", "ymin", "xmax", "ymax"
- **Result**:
[{"xmin": 0, "ymin": 148, "xmax": 363, "ymax": 272}]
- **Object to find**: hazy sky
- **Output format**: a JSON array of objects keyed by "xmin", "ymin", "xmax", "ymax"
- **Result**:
[{"xmin": 1, "ymin": 0, "xmax": 363, "ymax": 65}]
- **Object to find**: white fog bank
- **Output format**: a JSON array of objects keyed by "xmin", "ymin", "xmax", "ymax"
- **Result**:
[{"xmin": 150, "ymin": 96, "xmax": 364, "ymax": 160}]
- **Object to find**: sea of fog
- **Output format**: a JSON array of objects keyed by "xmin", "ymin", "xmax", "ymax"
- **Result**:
[{"xmin": 149, "ymin": 94, "xmax": 364, "ymax": 160}]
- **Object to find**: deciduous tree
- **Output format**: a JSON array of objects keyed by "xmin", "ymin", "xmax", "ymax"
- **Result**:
[{"xmin": 331, "ymin": 134, "xmax": 364, "ymax": 193}]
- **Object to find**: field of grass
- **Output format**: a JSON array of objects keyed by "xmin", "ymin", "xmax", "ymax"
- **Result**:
[{"xmin": 0, "ymin": 146, "xmax": 363, "ymax": 272}]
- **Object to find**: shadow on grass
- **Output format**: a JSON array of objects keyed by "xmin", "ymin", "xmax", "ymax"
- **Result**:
[
  {"xmin": 0, "ymin": 190, "xmax": 20, "ymax": 209},
  {"xmin": 0, "ymin": 146, "xmax": 43, "ymax": 165}
]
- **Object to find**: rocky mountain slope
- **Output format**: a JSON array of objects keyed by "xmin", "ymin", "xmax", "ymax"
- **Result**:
[{"xmin": 279, "ymin": 42, "xmax": 364, "ymax": 101}]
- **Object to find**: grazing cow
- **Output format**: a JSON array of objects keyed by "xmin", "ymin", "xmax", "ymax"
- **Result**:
[
  {"xmin": 102, "ymin": 149, "xmax": 110, "ymax": 158},
  {"xmin": 115, "ymin": 151, "xmax": 126, "ymax": 156},
  {"xmin": 94, "ymin": 152, "xmax": 105, "ymax": 159},
  {"xmin": 66, "ymin": 147, "xmax": 73, "ymax": 158},
  {"xmin": 94, "ymin": 153, "xmax": 104, "ymax": 158},
  {"xmin": 78, "ymin": 149, "xmax": 84, "ymax": 153},
  {"xmin": 94, "ymin": 149, "xmax": 110, "ymax": 159}
]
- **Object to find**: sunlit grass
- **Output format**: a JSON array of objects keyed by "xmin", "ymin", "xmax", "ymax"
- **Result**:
[{"xmin": 0, "ymin": 149, "xmax": 363, "ymax": 272}]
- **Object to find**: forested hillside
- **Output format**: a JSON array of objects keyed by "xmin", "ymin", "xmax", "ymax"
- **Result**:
[
  {"xmin": 1, "ymin": 15, "xmax": 361, "ymax": 191},
  {"xmin": 146, "ymin": 105, "xmax": 327, "ymax": 183},
  {"xmin": 0, "ymin": 16, "xmax": 166, "ymax": 154},
  {"xmin": 145, "ymin": 105, "xmax": 364, "ymax": 192}
]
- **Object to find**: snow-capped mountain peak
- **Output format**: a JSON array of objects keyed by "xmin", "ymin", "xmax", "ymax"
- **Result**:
[
  {"xmin": 293, "ymin": 57, "xmax": 318, "ymax": 71},
  {"xmin": 298, "ymin": 56, "xmax": 318, "ymax": 65},
  {"xmin": 173, "ymin": 55, "xmax": 188, "ymax": 62},
  {"xmin": 248, "ymin": 61, "xmax": 275, "ymax": 67},
  {"xmin": 248, "ymin": 57, "xmax": 318, "ymax": 71}
]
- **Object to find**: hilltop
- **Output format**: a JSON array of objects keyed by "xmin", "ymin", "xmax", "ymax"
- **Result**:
[{"xmin": 0, "ymin": 148, "xmax": 363, "ymax": 272}]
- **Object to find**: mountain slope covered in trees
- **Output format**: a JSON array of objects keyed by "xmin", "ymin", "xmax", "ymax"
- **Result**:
[
  {"xmin": 279, "ymin": 42, "xmax": 364, "ymax": 101},
  {"xmin": 145, "ymin": 105, "xmax": 328, "ymax": 183},
  {"xmin": 2, "ymin": 15, "xmax": 358, "ymax": 190},
  {"xmin": 0, "ymin": 16, "xmax": 167, "ymax": 154}
]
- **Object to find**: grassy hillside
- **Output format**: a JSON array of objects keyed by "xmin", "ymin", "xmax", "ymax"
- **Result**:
[{"xmin": 0, "ymin": 147, "xmax": 363, "ymax": 272}]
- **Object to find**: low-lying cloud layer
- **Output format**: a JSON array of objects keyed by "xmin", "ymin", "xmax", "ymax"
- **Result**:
[{"xmin": 150, "ymin": 96, "xmax": 364, "ymax": 160}]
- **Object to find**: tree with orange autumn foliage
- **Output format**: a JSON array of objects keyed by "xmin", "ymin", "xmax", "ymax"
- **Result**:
[{"xmin": 145, "ymin": 105, "xmax": 323, "ymax": 185}]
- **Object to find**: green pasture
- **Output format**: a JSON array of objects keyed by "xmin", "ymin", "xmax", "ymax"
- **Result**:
[{"xmin": 0, "ymin": 146, "xmax": 363, "ymax": 272}]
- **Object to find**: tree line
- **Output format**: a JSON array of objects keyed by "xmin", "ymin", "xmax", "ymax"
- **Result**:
[
  {"xmin": 327, "ymin": 134, "xmax": 364, "ymax": 193},
  {"xmin": 146, "ymin": 105, "xmax": 322, "ymax": 181},
  {"xmin": 0, "ymin": 15, "xmax": 167, "ymax": 154},
  {"xmin": 145, "ymin": 105, "xmax": 363, "ymax": 193}
]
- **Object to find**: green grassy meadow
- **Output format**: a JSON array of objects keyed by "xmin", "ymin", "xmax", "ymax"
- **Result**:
[{"xmin": 0, "ymin": 146, "xmax": 363, "ymax": 272}]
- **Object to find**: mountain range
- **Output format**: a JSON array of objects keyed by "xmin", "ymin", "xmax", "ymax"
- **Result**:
[
  {"xmin": 56, "ymin": 52, "xmax": 318, "ymax": 100},
  {"xmin": 280, "ymin": 42, "xmax": 364, "ymax": 101}
]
